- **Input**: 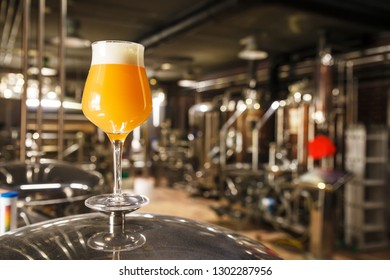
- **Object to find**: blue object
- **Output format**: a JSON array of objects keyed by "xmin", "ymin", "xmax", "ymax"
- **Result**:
[{"xmin": 0, "ymin": 191, "xmax": 18, "ymax": 198}]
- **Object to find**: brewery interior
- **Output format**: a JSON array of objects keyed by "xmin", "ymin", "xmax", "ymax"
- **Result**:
[{"xmin": 1, "ymin": 0, "xmax": 390, "ymax": 260}]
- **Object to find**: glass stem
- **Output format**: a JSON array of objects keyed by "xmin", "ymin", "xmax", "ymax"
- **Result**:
[{"xmin": 112, "ymin": 140, "xmax": 123, "ymax": 196}]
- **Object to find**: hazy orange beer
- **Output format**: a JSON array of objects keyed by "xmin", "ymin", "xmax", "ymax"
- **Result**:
[
  {"xmin": 81, "ymin": 40, "xmax": 152, "ymax": 213},
  {"xmin": 82, "ymin": 41, "xmax": 152, "ymax": 142}
]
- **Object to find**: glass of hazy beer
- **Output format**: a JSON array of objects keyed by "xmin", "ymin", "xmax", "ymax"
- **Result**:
[{"xmin": 82, "ymin": 40, "xmax": 152, "ymax": 213}]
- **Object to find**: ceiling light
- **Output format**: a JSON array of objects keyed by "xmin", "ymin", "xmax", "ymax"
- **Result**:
[
  {"xmin": 238, "ymin": 49, "xmax": 268, "ymax": 60},
  {"xmin": 178, "ymin": 68, "xmax": 197, "ymax": 88},
  {"xmin": 3, "ymin": 88, "xmax": 13, "ymax": 99},
  {"xmin": 161, "ymin": 63, "xmax": 173, "ymax": 70},
  {"xmin": 149, "ymin": 78, "xmax": 158, "ymax": 86},
  {"xmin": 28, "ymin": 57, "xmax": 57, "ymax": 76},
  {"xmin": 189, "ymin": 102, "xmax": 214, "ymax": 113},
  {"xmin": 238, "ymin": 36, "xmax": 268, "ymax": 60},
  {"xmin": 178, "ymin": 79, "xmax": 196, "ymax": 88},
  {"xmin": 27, "ymin": 66, "xmax": 57, "ymax": 76},
  {"xmin": 320, "ymin": 52, "xmax": 334, "ymax": 66},
  {"xmin": 50, "ymin": 19, "xmax": 91, "ymax": 48}
]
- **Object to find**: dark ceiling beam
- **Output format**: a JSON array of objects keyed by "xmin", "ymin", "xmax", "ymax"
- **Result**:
[
  {"xmin": 137, "ymin": 0, "xmax": 239, "ymax": 48},
  {"xmin": 278, "ymin": 0, "xmax": 390, "ymax": 31}
]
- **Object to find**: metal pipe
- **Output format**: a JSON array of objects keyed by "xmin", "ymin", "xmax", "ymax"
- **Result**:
[
  {"xmin": 20, "ymin": 0, "xmax": 30, "ymax": 162},
  {"xmin": 252, "ymin": 101, "xmax": 279, "ymax": 170},
  {"xmin": 196, "ymin": 73, "xmax": 248, "ymax": 92},
  {"xmin": 252, "ymin": 130, "xmax": 260, "ymax": 171},
  {"xmin": 315, "ymin": 32, "xmax": 333, "ymax": 131},
  {"xmin": 268, "ymin": 142, "xmax": 276, "ymax": 166},
  {"xmin": 58, "ymin": 0, "xmax": 66, "ymax": 161},
  {"xmin": 307, "ymin": 103, "xmax": 316, "ymax": 170},
  {"xmin": 36, "ymin": 0, "xmax": 45, "ymax": 160},
  {"xmin": 346, "ymin": 61, "xmax": 355, "ymax": 126},
  {"xmin": 219, "ymin": 101, "xmax": 247, "ymax": 169},
  {"xmin": 204, "ymin": 112, "xmax": 212, "ymax": 166},
  {"xmin": 346, "ymin": 54, "xmax": 385, "ymax": 66},
  {"xmin": 0, "ymin": 0, "xmax": 16, "ymax": 61},
  {"xmin": 335, "ymin": 61, "xmax": 346, "ymax": 170},
  {"xmin": 3, "ymin": 0, "xmax": 22, "ymax": 64},
  {"xmin": 387, "ymin": 88, "xmax": 390, "ymax": 129},
  {"xmin": 0, "ymin": 0, "xmax": 7, "ymax": 24},
  {"xmin": 195, "ymin": 49, "xmax": 389, "ymax": 94},
  {"xmin": 297, "ymin": 104, "xmax": 309, "ymax": 170},
  {"xmin": 340, "ymin": 44, "xmax": 390, "ymax": 61},
  {"xmin": 258, "ymin": 101, "xmax": 280, "ymax": 130},
  {"xmin": 139, "ymin": 0, "xmax": 237, "ymax": 48},
  {"xmin": 276, "ymin": 103, "xmax": 284, "ymax": 147},
  {"xmin": 316, "ymin": 62, "xmax": 333, "ymax": 129}
]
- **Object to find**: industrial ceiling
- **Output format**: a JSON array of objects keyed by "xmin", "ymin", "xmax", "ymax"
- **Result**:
[{"xmin": 1, "ymin": 0, "xmax": 390, "ymax": 82}]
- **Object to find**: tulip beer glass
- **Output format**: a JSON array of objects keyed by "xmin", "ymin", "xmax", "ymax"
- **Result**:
[{"xmin": 82, "ymin": 40, "xmax": 152, "ymax": 212}]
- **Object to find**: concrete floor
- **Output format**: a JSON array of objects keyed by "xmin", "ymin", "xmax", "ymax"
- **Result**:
[{"xmin": 138, "ymin": 183, "xmax": 390, "ymax": 260}]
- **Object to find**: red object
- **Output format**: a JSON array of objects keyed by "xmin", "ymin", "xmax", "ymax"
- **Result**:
[{"xmin": 308, "ymin": 135, "xmax": 336, "ymax": 160}]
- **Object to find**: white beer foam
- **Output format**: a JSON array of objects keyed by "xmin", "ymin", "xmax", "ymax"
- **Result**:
[{"xmin": 91, "ymin": 40, "xmax": 144, "ymax": 66}]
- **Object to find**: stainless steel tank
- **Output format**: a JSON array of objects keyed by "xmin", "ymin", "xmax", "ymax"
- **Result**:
[
  {"xmin": 188, "ymin": 102, "xmax": 220, "ymax": 172},
  {"xmin": 0, "ymin": 211, "xmax": 282, "ymax": 260},
  {"xmin": 188, "ymin": 102, "xmax": 221, "ymax": 196},
  {"xmin": 0, "ymin": 161, "xmax": 104, "ymax": 225},
  {"xmin": 274, "ymin": 80, "xmax": 314, "ymax": 172}
]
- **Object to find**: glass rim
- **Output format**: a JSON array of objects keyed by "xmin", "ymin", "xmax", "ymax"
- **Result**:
[{"xmin": 92, "ymin": 40, "xmax": 144, "ymax": 47}]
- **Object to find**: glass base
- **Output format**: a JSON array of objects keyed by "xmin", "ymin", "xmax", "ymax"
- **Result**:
[
  {"xmin": 87, "ymin": 231, "xmax": 146, "ymax": 252},
  {"xmin": 85, "ymin": 193, "xmax": 149, "ymax": 212}
]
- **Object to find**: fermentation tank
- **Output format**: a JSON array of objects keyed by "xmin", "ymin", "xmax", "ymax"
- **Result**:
[
  {"xmin": 188, "ymin": 102, "xmax": 220, "ymax": 195},
  {"xmin": 0, "ymin": 161, "xmax": 104, "ymax": 225},
  {"xmin": 0, "ymin": 211, "xmax": 282, "ymax": 260},
  {"xmin": 0, "ymin": 160, "xmax": 281, "ymax": 260},
  {"xmin": 188, "ymin": 102, "xmax": 220, "ymax": 172},
  {"xmin": 274, "ymin": 81, "xmax": 314, "ymax": 172}
]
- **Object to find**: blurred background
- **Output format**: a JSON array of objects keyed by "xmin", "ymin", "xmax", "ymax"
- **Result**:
[{"xmin": 1, "ymin": 0, "xmax": 390, "ymax": 259}]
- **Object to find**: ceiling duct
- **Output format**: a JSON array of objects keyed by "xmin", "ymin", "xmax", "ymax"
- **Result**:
[{"xmin": 138, "ymin": 0, "xmax": 238, "ymax": 48}]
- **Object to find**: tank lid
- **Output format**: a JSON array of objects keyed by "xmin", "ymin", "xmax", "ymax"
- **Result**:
[{"xmin": 0, "ymin": 212, "xmax": 281, "ymax": 260}]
